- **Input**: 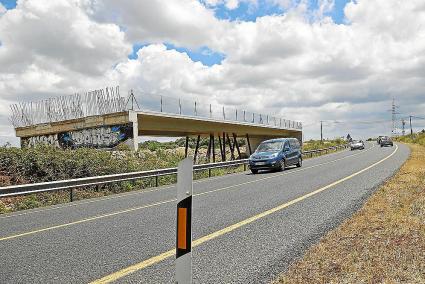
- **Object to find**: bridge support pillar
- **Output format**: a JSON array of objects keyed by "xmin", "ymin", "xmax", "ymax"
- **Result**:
[
  {"xmin": 248, "ymin": 137, "xmax": 266, "ymax": 154},
  {"xmin": 126, "ymin": 111, "xmax": 139, "ymax": 151}
]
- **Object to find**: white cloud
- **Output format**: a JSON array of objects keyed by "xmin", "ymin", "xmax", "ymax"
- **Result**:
[
  {"xmin": 86, "ymin": 0, "xmax": 229, "ymax": 49},
  {"xmin": 0, "ymin": 0, "xmax": 131, "ymax": 101},
  {"xmin": 1, "ymin": 0, "xmax": 425, "ymax": 143},
  {"xmin": 203, "ymin": 0, "xmax": 258, "ymax": 10}
]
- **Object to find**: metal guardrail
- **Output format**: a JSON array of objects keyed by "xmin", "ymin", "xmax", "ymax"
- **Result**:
[
  {"xmin": 0, "ymin": 145, "xmax": 347, "ymax": 200},
  {"xmin": 303, "ymin": 144, "xmax": 349, "ymax": 158}
]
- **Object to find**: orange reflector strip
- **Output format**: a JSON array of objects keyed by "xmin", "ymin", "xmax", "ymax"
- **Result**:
[{"xmin": 177, "ymin": 208, "xmax": 187, "ymax": 250}]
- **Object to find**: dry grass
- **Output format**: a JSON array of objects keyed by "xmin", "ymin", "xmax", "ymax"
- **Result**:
[{"xmin": 274, "ymin": 143, "xmax": 425, "ymax": 284}]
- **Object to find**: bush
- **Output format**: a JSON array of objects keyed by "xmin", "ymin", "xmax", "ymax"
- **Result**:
[
  {"xmin": 302, "ymin": 138, "xmax": 346, "ymax": 151},
  {"xmin": 0, "ymin": 145, "xmax": 186, "ymax": 213},
  {"xmin": 396, "ymin": 132, "xmax": 425, "ymax": 146}
]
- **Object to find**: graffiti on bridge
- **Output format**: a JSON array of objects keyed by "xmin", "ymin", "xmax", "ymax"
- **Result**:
[{"xmin": 22, "ymin": 124, "xmax": 133, "ymax": 149}]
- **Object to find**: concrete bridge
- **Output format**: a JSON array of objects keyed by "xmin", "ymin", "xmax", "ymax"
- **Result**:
[{"xmin": 11, "ymin": 88, "xmax": 302, "ymax": 160}]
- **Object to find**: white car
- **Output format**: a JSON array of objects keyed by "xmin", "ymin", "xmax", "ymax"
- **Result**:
[{"xmin": 350, "ymin": 140, "xmax": 365, "ymax": 150}]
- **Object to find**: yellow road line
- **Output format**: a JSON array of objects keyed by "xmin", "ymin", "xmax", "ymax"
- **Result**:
[
  {"xmin": 89, "ymin": 144, "xmax": 397, "ymax": 284},
  {"xmin": 0, "ymin": 144, "xmax": 375, "ymax": 241},
  {"xmin": 0, "ymin": 145, "xmax": 353, "ymax": 219}
]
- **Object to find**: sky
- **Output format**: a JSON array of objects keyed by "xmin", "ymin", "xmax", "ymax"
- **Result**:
[{"xmin": 1, "ymin": 0, "xmax": 425, "ymax": 146}]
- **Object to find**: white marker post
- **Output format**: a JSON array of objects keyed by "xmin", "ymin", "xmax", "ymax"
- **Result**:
[{"xmin": 176, "ymin": 158, "xmax": 193, "ymax": 284}]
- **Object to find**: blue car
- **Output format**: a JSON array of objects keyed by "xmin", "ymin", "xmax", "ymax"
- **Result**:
[{"xmin": 248, "ymin": 138, "xmax": 302, "ymax": 174}]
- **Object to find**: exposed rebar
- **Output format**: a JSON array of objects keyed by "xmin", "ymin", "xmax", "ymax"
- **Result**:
[{"xmin": 9, "ymin": 86, "xmax": 125, "ymax": 128}]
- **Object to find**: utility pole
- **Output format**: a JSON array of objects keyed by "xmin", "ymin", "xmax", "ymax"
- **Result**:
[
  {"xmin": 410, "ymin": 115, "xmax": 413, "ymax": 135},
  {"xmin": 320, "ymin": 121, "xmax": 323, "ymax": 143},
  {"xmin": 389, "ymin": 98, "xmax": 399, "ymax": 137},
  {"xmin": 391, "ymin": 98, "xmax": 396, "ymax": 136}
]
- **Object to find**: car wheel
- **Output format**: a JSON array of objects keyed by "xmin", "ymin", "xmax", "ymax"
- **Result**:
[
  {"xmin": 279, "ymin": 159, "xmax": 286, "ymax": 171},
  {"xmin": 296, "ymin": 157, "xmax": 302, "ymax": 167},
  {"xmin": 251, "ymin": 169, "xmax": 258, "ymax": 174},
  {"xmin": 381, "ymin": 144, "xmax": 383, "ymax": 147}
]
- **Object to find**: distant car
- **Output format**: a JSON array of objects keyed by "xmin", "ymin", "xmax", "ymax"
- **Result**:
[
  {"xmin": 350, "ymin": 140, "xmax": 365, "ymax": 150},
  {"xmin": 377, "ymin": 136, "xmax": 385, "ymax": 144},
  {"xmin": 248, "ymin": 138, "xmax": 302, "ymax": 174},
  {"xmin": 380, "ymin": 136, "xmax": 393, "ymax": 147}
]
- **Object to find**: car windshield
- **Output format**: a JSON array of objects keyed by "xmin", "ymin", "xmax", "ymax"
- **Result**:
[{"xmin": 256, "ymin": 141, "xmax": 284, "ymax": 152}]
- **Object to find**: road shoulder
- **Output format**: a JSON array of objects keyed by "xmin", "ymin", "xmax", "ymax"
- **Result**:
[{"xmin": 273, "ymin": 143, "xmax": 425, "ymax": 284}]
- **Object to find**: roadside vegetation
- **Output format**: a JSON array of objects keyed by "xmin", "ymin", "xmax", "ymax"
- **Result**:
[
  {"xmin": 274, "ymin": 136, "xmax": 425, "ymax": 284},
  {"xmin": 0, "ymin": 137, "xmax": 347, "ymax": 214},
  {"xmin": 396, "ymin": 130, "xmax": 425, "ymax": 146},
  {"xmin": 302, "ymin": 138, "xmax": 346, "ymax": 152}
]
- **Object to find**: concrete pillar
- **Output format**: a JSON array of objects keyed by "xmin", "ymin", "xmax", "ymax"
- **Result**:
[
  {"xmin": 126, "ymin": 111, "xmax": 139, "ymax": 151},
  {"xmin": 249, "ymin": 137, "xmax": 266, "ymax": 153},
  {"xmin": 295, "ymin": 132, "xmax": 303, "ymax": 145},
  {"xmin": 243, "ymin": 136, "xmax": 270, "ymax": 156}
]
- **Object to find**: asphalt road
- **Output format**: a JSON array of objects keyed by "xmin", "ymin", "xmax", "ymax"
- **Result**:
[{"xmin": 0, "ymin": 142, "xmax": 410, "ymax": 283}]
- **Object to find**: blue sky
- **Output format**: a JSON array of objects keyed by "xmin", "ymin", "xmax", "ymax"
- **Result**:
[
  {"xmin": 210, "ymin": 0, "xmax": 285, "ymax": 22},
  {"xmin": 205, "ymin": 0, "xmax": 350, "ymax": 24},
  {"xmin": 0, "ymin": 0, "xmax": 16, "ymax": 9},
  {"xmin": 128, "ymin": 43, "xmax": 226, "ymax": 67}
]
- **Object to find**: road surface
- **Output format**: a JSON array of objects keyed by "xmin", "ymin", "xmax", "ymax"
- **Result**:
[{"xmin": 0, "ymin": 142, "xmax": 409, "ymax": 283}]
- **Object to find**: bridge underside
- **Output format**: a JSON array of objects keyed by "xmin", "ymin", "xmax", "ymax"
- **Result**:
[
  {"xmin": 15, "ymin": 111, "xmax": 302, "ymax": 156},
  {"xmin": 136, "ymin": 112, "xmax": 300, "ymax": 138}
]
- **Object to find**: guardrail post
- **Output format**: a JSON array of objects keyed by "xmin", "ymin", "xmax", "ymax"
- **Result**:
[
  {"xmin": 155, "ymin": 176, "xmax": 159, "ymax": 187},
  {"xmin": 243, "ymin": 164, "xmax": 247, "ymax": 171},
  {"xmin": 208, "ymin": 168, "xmax": 212, "ymax": 177},
  {"xmin": 176, "ymin": 158, "xmax": 193, "ymax": 284},
  {"xmin": 69, "ymin": 188, "xmax": 74, "ymax": 202}
]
